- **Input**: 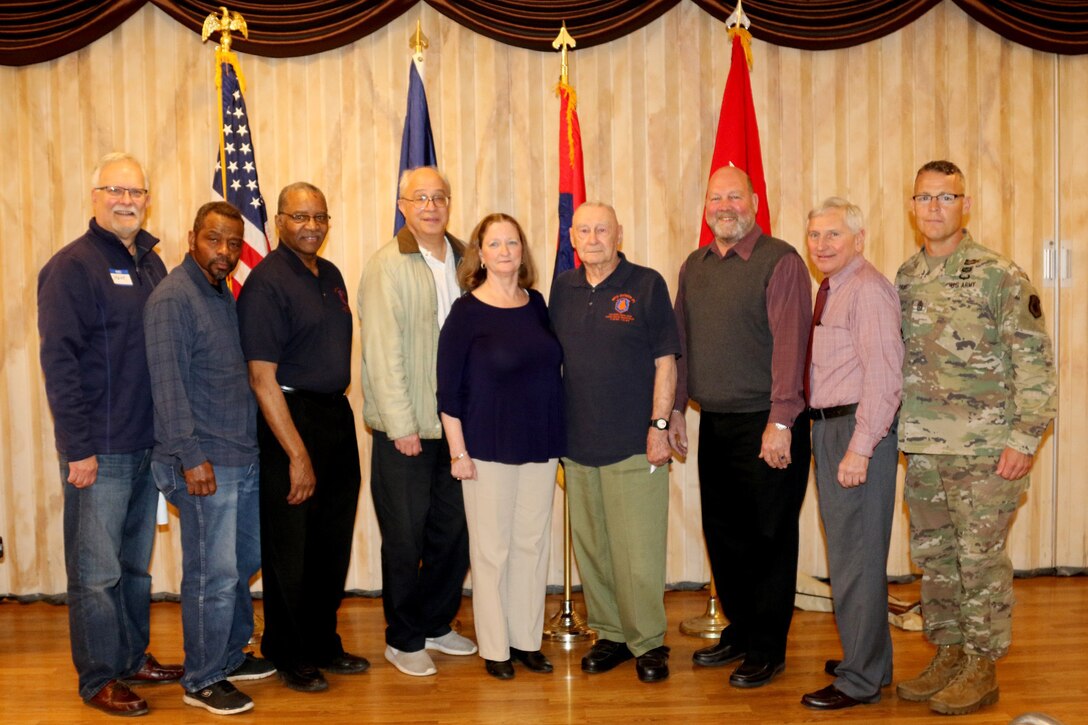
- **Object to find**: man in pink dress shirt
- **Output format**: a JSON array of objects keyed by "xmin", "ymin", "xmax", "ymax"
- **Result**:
[{"xmin": 800, "ymin": 197, "xmax": 903, "ymax": 710}]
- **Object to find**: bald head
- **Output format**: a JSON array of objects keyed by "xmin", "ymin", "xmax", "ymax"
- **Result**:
[
  {"xmin": 704, "ymin": 166, "xmax": 759, "ymax": 246},
  {"xmin": 570, "ymin": 201, "xmax": 623, "ymax": 278}
]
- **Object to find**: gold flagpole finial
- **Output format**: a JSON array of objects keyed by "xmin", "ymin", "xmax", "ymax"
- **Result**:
[
  {"xmin": 202, "ymin": 6, "xmax": 249, "ymax": 53},
  {"xmin": 409, "ymin": 19, "xmax": 429, "ymax": 63},
  {"xmin": 552, "ymin": 22, "xmax": 576, "ymax": 85}
]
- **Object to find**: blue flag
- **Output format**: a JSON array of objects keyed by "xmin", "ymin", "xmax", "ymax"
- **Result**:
[{"xmin": 395, "ymin": 57, "xmax": 437, "ymax": 234}]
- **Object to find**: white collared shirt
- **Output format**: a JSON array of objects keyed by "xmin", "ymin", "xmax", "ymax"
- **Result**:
[{"xmin": 420, "ymin": 238, "xmax": 460, "ymax": 327}]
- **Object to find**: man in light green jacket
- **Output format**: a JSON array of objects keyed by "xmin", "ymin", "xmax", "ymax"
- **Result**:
[{"xmin": 358, "ymin": 166, "xmax": 476, "ymax": 678}]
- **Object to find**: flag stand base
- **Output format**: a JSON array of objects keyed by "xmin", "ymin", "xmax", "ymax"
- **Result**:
[
  {"xmin": 543, "ymin": 598, "xmax": 595, "ymax": 646},
  {"xmin": 680, "ymin": 594, "xmax": 727, "ymax": 639}
]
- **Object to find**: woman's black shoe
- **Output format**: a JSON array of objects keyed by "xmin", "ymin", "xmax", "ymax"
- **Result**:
[
  {"xmin": 510, "ymin": 648, "xmax": 553, "ymax": 673},
  {"xmin": 485, "ymin": 659, "xmax": 514, "ymax": 679}
]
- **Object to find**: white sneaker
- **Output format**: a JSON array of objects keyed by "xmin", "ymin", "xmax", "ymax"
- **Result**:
[
  {"xmin": 384, "ymin": 646, "xmax": 437, "ymax": 677},
  {"xmin": 425, "ymin": 631, "xmax": 478, "ymax": 656}
]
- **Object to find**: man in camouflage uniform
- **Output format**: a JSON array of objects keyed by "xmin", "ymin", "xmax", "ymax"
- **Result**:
[{"xmin": 896, "ymin": 160, "xmax": 1056, "ymax": 715}]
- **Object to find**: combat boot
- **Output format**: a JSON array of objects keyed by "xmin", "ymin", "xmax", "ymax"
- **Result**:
[
  {"xmin": 896, "ymin": 644, "xmax": 964, "ymax": 701},
  {"xmin": 929, "ymin": 654, "xmax": 998, "ymax": 715}
]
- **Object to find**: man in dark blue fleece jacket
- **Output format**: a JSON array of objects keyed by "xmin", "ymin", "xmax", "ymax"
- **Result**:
[{"xmin": 38, "ymin": 152, "xmax": 181, "ymax": 717}]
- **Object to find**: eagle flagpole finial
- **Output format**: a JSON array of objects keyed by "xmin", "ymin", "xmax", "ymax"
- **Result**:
[{"xmin": 202, "ymin": 6, "xmax": 248, "ymax": 53}]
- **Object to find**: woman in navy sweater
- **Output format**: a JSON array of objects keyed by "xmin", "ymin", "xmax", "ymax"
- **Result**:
[{"xmin": 437, "ymin": 213, "xmax": 565, "ymax": 680}]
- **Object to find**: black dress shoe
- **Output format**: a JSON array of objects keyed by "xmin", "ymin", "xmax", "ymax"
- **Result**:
[
  {"xmin": 510, "ymin": 648, "xmax": 553, "ymax": 673},
  {"xmin": 824, "ymin": 658, "xmax": 891, "ymax": 687},
  {"xmin": 692, "ymin": 640, "xmax": 747, "ymax": 667},
  {"xmin": 485, "ymin": 659, "xmax": 515, "ymax": 679},
  {"xmin": 729, "ymin": 659, "xmax": 785, "ymax": 688},
  {"xmin": 635, "ymin": 646, "xmax": 670, "ymax": 683},
  {"xmin": 581, "ymin": 639, "xmax": 633, "ymax": 673},
  {"xmin": 278, "ymin": 663, "xmax": 329, "ymax": 692},
  {"xmin": 801, "ymin": 684, "xmax": 865, "ymax": 710},
  {"xmin": 319, "ymin": 652, "xmax": 371, "ymax": 675}
]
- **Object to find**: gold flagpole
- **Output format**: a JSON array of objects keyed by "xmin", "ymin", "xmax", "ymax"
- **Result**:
[
  {"xmin": 542, "ymin": 22, "xmax": 594, "ymax": 647},
  {"xmin": 679, "ymin": 0, "xmax": 752, "ymax": 641},
  {"xmin": 202, "ymin": 6, "xmax": 261, "ymax": 646}
]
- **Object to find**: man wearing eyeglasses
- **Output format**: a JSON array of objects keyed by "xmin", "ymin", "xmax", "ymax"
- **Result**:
[
  {"xmin": 238, "ymin": 182, "xmax": 369, "ymax": 693},
  {"xmin": 358, "ymin": 166, "xmax": 476, "ymax": 677},
  {"xmin": 38, "ymin": 152, "xmax": 181, "ymax": 716},
  {"xmin": 895, "ymin": 160, "xmax": 1055, "ymax": 715}
]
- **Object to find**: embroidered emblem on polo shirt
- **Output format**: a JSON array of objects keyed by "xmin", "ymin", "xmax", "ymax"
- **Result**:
[
  {"xmin": 334, "ymin": 287, "xmax": 351, "ymax": 313},
  {"xmin": 606, "ymin": 294, "xmax": 635, "ymax": 322}
]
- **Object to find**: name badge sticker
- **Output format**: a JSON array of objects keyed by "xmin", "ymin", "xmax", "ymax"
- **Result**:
[{"xmin": 109, "ymin": 269, "xmax": 134, "ymax": 286}]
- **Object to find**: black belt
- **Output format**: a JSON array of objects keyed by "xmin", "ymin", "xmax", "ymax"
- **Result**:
[
  {"xmin": 807, "ymin": 403, "xmax": 858, "ymax": 420},
  {"xmin": 280, "ymin": 385, "xmax": 346, "ymax": 404}
]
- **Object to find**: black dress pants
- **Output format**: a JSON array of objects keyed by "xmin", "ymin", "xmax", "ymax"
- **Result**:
[
  {"xmin": 370, "ymin": 430, "xmax": 470, "ymax": 651},
  {"xmin": 697, "ymin": 409, "xmax": 809, "ymax": 664},
  {"xmin": 257, "ymin": 391, "xmax": 361, "ymax": 667}
]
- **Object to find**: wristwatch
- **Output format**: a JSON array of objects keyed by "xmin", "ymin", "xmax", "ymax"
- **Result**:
[{"xmin": 650, "ymin": 418, "xmax": 669, "ymax": 431}]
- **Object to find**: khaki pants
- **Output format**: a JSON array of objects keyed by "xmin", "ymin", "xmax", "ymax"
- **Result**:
[{"xmin": 463, "ymin": 459, "xmax": 558, "ymax": 661}]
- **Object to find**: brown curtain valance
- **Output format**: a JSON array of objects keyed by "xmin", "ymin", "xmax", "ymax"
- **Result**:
[{"xmin": 3, "ymin": 1, "xmax": 1087, "ymax": 67}]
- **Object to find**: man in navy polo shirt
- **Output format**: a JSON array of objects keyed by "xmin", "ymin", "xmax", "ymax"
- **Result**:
[
  {"xmin": 237, "ymin": 182, "xmax": 367, "ymax": 693},
  {"xmin": 549, "ymin": 201, "xmax": 680, "ymax": 683}
]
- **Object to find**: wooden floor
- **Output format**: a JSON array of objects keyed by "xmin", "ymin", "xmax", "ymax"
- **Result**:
[{"xmin": 1, "ymin": 577, "xmax": 1085, "ymax": 724}]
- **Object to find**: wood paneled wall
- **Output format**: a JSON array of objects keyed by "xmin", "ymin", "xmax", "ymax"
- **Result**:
[{"xmin": 0, "ymin": 1, "xmax": 1083, "ymax": 597}]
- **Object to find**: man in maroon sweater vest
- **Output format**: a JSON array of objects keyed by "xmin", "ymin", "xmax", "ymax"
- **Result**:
[{"xmin": 670, "ymin": 166, "xmax": 812, "ymax": 689}]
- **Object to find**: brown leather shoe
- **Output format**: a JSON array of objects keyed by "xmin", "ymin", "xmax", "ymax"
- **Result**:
[
  {"xmin": 123, "ymin": 653, "xmax": 184, "ymax": 684},
  {"xmin": 85, "ymin": 680, "xmax": 149, "ymax": 717}
]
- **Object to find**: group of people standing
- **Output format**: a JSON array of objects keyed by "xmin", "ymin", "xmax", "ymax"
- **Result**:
[{"xmin": 37, "ymin": 152, "xmax": 1054, "ymax": 719}]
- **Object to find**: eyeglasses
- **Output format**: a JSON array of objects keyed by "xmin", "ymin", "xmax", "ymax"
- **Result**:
[
  {"xmin": 399, "ymin": 193, "xmax": 450, "ymax": 209},
  {"xmin": 278, "ymin": 212, "xmax": 331, "ymax": 225},
  {"xmin": 912, "ymin": 193, "xmax": 964, "ymax": 205},
  {"xmin": 94, "ymin": 186, "xmax": 148, "ymax": 200}
]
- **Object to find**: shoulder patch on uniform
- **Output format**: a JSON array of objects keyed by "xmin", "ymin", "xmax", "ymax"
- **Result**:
[{"xmin": 1028, "ymin": 294, "xmax": 1042, "ymax": 319}]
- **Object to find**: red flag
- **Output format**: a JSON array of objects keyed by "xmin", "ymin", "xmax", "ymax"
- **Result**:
[
  {"xmin": 700, "ymin": 29, "xmax": 770, "ymax": 246},
  {"xmin": 554, "ymin": 81, "xmax": 585, "ymax": 276}
]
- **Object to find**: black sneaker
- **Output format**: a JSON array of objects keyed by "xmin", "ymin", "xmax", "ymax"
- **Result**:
[
  {"xmin": 183, "ymin": 680, "xmax": 255, "ymax": 715},
  {"xmin": 227, "ymin": 653, "xmax": 277, "ymax": 682}
]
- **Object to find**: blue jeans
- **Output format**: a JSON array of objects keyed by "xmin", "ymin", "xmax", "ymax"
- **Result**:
[
  {"xmin": 62, "ymin": 449, "xmax": 157, "ymax": 701},
  {"xmin": 153, "ymin": 460, "xmax": 261, "ymax": 691}
]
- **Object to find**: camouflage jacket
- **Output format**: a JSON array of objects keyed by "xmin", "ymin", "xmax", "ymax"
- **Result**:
[{"xmin": 896, "ymin": 232, "xmax": 1056, "ymax": 456}]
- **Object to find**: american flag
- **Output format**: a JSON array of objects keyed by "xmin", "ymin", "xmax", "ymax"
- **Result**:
[{"xmin": 212, "ymin": 52, "xmax": 270, "ymax": 293}]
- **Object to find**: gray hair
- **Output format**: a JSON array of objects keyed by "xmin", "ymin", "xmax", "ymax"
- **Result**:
[
  {"xmin": 91, "ymin": 152, "xmax": 147, "ymax": 188},
  {"xmin": 808, "ymin": 196, "xmax": 864, "ymax": 235},
  {"xmin": 398, "ymin": 166, "xmax": 450, "ymax": 198}
]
